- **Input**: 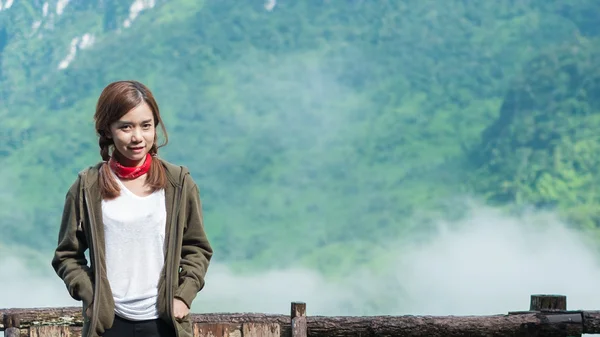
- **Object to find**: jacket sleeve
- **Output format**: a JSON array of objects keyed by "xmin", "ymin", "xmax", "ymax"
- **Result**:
[
  {"xmin": 175, "ymin": 178, "xmax": 213, "ymax": 308},
  {"xmin": 51, "ymin": 179, "xmax": 94, "ymax": 306}
]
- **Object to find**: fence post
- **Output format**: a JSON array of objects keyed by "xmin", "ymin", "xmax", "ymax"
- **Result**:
[
  {"xmin": 291, "ymin": 302, "xmax": 307, "ymax": 337},
  {"xmin": 530, "ymin": 294, "xmax": 567, "ymax": 311},
  {"xmin": 3, "ymin": 313, "xmax": 20, "ymax": 337}
]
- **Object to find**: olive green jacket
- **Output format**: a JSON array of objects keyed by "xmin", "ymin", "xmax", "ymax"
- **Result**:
[{"xmin": 51, "ymin": 158, "xmax": 213, "ymax": 337}]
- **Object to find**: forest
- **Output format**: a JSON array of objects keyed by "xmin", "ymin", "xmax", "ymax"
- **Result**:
[{"xmin": 0, "ymin": 0, "xmax": 599, "ymax": 280}]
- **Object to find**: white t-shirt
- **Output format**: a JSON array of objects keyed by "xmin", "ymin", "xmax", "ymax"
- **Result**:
[{"xmin": 101, "ymin": 172, "xmax": 167, "ymax": 321}]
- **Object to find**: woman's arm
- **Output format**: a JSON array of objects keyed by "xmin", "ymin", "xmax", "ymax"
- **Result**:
[
  {"xmin": 175, "ymin": 179, "xmax": 213, "ymax": 309},
  {"xmin": 51, "ymin": 178, "xmax": 94, "ymax": 306}
]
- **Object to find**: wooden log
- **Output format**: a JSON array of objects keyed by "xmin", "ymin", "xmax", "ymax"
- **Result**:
[
  {"xmin": 68, "ymin": 326, "xmax": 82, "ymax": 337},
  {"xmin": 29, "ymin": 325, "xmax": 71, "ymax": 337},
  {"xmin": 3, "ymin": 313, "xmax": 20, "ymax": 337},
  {"xmin": 0, "ymin": 307, "xmax": 83, "ymax": 328},
  {"xmin": 582, "ymin": 310, "xmax": 600, "ymax": 334},
  {"xmin": 530, "ymin": 294, "xmax": 567, "ymax": 311},
  {"xmin": 291, "ymin": 302, "xmax": 307, "ymax": 337},
  {"xmin": 191, "ymin": 311, "xmax": 583, "ymax": 337},
  {"xmin": 305, "ymin": 312, "xmax": 582, "ymax": 337},
  {"xmin": 3, "ymin": 313, "xmax": 20, "ymax": 328},
  {"xmin": 191, "ymin": 313, "xmax": 289, "ymax": 324},
  {"xmin": 4, "ymin": 326, "xmax": 20, "ymax": 336},
  {"xmin": 0, "ymin": 306, "xmax": 590, "ymax": 337},
  {"xmin": 242, "ymin": 322, "xmax": 280, "ymax": 337},
  {"xmin": 191, "ymin": 313, "xmax": 291, "ymax": 337},
  {"xmin": 193, "ymin": 323, "xmax": 240, "ymax": 337}
]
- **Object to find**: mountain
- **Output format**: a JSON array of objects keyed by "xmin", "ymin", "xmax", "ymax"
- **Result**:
[{"xmin": 1, "ymin": 0, "xmax": 599, "ymax": 276}]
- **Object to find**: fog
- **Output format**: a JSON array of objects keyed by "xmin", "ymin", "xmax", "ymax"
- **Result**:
[
  {"xmin": 2, "ymin": 204, "xmax": 600, "ymax": 336},
  {"xmin": 195, "ymin": 204, "xmax": 600, "ymax": 317}
]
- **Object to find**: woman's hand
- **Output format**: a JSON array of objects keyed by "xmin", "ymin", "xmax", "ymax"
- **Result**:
[{"xmin": 173, "ymin": 298, "xmax": 190, "ymax": 319}]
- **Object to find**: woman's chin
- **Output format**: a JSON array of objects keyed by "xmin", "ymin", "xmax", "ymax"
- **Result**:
[{"xmin": 116, "ymin": 149, "xmax": 148, "ymax": 166}]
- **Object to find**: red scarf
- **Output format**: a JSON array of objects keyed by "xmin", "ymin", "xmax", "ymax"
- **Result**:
[{"xmin": 109, "ymin": 153, "xmax": 152, "ymax": 179}]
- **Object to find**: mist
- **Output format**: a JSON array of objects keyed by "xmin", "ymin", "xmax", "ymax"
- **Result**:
[
  {"xmin": 2, "ymin": 203, "xmax": 600, "ymax": 337},
  {"xmin": 195, "ymin": 203, "xmax": 600, "ymax": 316}
]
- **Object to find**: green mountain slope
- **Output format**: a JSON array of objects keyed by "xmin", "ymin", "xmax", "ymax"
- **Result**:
[
  {"xmin": 1, "ymin": 0, "xmax": 599, "ymax": 276},
  {"xmin": 472, "ymin": 39, "xmax": 600, "ymax": 228}
]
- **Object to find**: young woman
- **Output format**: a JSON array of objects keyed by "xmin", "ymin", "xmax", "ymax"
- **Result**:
[{"xmin": 52, "ymin": 80, "xmax": 213, "ymax": 337}]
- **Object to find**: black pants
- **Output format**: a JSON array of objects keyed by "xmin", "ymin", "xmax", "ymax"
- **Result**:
[{"xmin": 103, "ymin": 314, "xmax": 176, "ymax": 337}]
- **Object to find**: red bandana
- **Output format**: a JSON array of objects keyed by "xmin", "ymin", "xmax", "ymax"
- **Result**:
[{"xmin": 109, "ymin": 153, "xmax": 152, "ymax": 180}]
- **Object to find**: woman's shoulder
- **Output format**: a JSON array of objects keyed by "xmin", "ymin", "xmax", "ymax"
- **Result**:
[
  {"xmin": 63, "ymin": 161, "xmax": 104, "ymax": 196},
  {"xmin": 157, "ymin": 157, "xmax": 188, "ymax": 174},
  {"xmin": 156, "ymin": 157, "xmax": 197, "ymax": 187},
  {"xmin": 77, "ymin": 161, "xmax": 104, "ymax": 181}
]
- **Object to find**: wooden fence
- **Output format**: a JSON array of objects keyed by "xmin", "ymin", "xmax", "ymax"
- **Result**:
[{"xmin": 2, "ymin": 294, "xmax": 600, "ymax": 336}]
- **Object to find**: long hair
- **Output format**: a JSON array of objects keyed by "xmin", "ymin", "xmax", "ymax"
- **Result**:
[{"xmin": 94, "ymin": 80, "xmax": 169, "ymax": 199}]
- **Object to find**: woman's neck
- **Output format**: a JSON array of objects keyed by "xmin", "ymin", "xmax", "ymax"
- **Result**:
[{"xmin": 109, "ymin": 153, "xmax": 152, "ymax": 180}]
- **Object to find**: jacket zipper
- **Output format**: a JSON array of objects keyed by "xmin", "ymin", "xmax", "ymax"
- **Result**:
[
  {"xmin": 84, "ymin": 189, "xmax": 100, "ymax": 337},
  {"xmin": 167, "ymin": 172, "xmax": 185, "ymax": 337}
]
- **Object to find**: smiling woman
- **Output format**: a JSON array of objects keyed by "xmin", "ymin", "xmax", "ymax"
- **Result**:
[
  {"xmin": 51, "ymin": 80, "xmax": 213, "ymax": 337},
  {"xmin": 94, "ymin": 81, "xmax": 169, "ymax": 200},
  {"xmin": 109, "ymin": 104, "xmax": 156, "ymax": 166}
]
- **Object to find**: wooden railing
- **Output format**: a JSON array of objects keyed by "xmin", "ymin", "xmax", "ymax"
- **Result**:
[{"xmin": 2, "ymin": 295, "xmax": 600, "ymax": 336}]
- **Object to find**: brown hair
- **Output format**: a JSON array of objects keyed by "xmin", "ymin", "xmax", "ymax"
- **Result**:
[{"xmin": 94, "ymin": 80, "xmax": 169, "ymax": 199}]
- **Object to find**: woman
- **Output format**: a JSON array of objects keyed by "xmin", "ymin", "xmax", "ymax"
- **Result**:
[{"xmin": 52, "ymin": 80, "xmax": 213, "ymax": 337}]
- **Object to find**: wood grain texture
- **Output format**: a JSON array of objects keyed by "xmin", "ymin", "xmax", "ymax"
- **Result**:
[
  {"xmin": 242, "ymin": 323, "xmax": 280, "ymax": 337},
  {"xmin": 530, "ymin": 295, "xmax": 567, "ymax": 311},
  {"xmin": 29, "ymin": 325, "xmax": 71, "ymax": 337}
]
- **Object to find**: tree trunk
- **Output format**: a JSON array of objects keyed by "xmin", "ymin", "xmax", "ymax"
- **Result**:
[{"xmin": 303, "ymin": 313, "xmax": 583, "ymax": 337}]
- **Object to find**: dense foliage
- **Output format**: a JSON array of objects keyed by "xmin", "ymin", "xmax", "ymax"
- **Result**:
[{"xmin": 1, "ymin": 0, "xmax": 599, "ymax": 276}]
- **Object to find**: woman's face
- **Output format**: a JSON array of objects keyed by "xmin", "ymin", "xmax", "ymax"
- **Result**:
[{"xmin": 107, "ymin": 101, "xmax": 155, "ymax": 167}]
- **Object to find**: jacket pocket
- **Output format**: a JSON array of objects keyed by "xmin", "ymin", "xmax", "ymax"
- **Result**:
[
  {"xmin": 70, "ymin": 270, "xmax": 94, "ymax": 305},
  {"xmin": 93, "ymin": 275, "xmax": 115, "ymax": 336},
  {"xmin": 175, "ymin": 316, "xmax": 193, "ymax": 337}
]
